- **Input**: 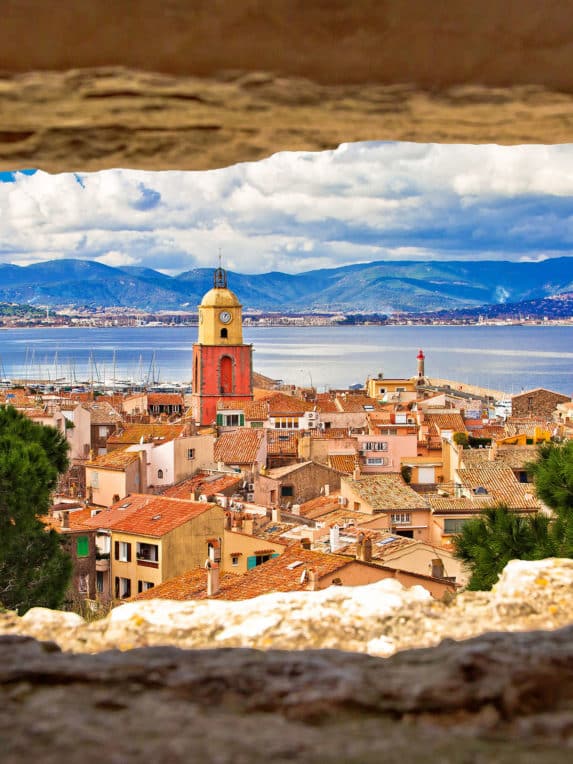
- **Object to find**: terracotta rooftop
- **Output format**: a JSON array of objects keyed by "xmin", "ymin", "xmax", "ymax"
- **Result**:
[
  {"xmin": 344, "ymin": 474, "xmax": 429, "ymax": 511},
  {"xmin": 82, "ymin": 400, "xmax": 123, "ymax": 424},
  {"xmin": 297, "ymin": 495, "xmax": 342, "ymax": 519},
  {"xmin": 85, "ymin": 448, "xmax": 140, "ymax": 470},
  {"xmin": 132, "ymin": 544, "xmax": 353, "ymax": 602},
  {"xmin": 83, "ymin": 494, "xmax": 219, "ymax": 537},
  {"xmin": 216, "ymin": 398, "xmax": 253, "ymax": 411},
  {"xmin": 244, "ymin": 400, "xmax": 270, "ymax": 421},
  {"xmin": 456, "ymin": 464, "xmax": 540, "ymax": 508},
  {"xmin": 43, "ymin": 508, "xmax": 95, "ymax": 533},
  {"xmin": 161, "ymin": 472, "xmax": 242, "ymax": 500},
  {"xmin": 108, "ymin": 423, "xmax": 186, "ymax": 445},
  {"xmin": 253, "ymin": 390, "xmax": 315, "ymax": 414},
  {"xmin": 424, "ymin": 412, "xmax": 467, "ymax": 433},
  {"xmin": 492, "ymin": 445, "xmax": 539, "ymax": 470},
  {"xmin": 214, "ymin": 428, "xmax": 265, "ymax": 465},
  {"xmin": 147, "ymin": 393, "xmax": 184, "ymax": 406},
  {"xmin": 328, "ymin": 453, "xmax": 358, "ymax": 474},
  {"xmin": 310, "ymin": 428, "xmax": 353, "ymax": 439},
  {"xmin": 267, "ymin": 430, "xmax": 299, "ymax": 455},
  {"xmin": 334, "ymin": 395, "xmax": 385, "ymax": 414}
]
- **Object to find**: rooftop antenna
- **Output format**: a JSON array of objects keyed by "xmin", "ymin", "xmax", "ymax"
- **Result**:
[{"xmin": 214, "ymin": 248, "xmax": 227, "ymax": 289}]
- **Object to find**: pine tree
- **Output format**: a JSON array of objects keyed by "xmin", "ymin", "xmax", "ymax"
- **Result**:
[{"xmin": 0, "ymin": 406, "xmax": 72, "ymax": 614}]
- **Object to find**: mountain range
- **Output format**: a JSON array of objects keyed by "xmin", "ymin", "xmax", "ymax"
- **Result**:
[{"xmin": 0, "ymin": 257, "xmax": 572, "ymax": 313}]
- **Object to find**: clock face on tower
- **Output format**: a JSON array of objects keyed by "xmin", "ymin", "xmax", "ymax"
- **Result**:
[{"xmin": 219, "ymin": 310, "xmax": 232, "ymax": 324}]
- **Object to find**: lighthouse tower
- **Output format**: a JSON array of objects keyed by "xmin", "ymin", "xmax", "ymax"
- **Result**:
[
  {"xmin": 416, "ymin": 349, "xmax": 426, "ymax": 381},
  {"xmin": 191, "ymin": 266, "xmax": 253, "ymax": 426}
]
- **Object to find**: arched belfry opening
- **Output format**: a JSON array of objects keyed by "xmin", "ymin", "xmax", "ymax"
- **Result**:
[
  {"xmin": 214, "ymin": 265, "xmax": 227, "ymax": 289},
  {"xmin": 220, "ymin": 355, "xmax": 233, "ymax": 394}
]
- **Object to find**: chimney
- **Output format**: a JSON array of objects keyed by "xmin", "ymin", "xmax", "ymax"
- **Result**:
[
  {"xmin": 307, "ymin": 567, "xmax": 319, "ymax": 591},
  {"xmin": 271, "ymin": 506, "xmax": 281, "ymax": 523},
  {"xmin": 61, "ymin": 510, "xmax": 70, "ymax": 531},
  {"xmin": 242, "ymin": 517, "xmax": 254, "ymax": 535},
  {"xmin": 300, "ymin": 537, "xmax": 311, "ymax": 550},
  {"xmin": 329, "ymin": 523, "xmax": 340, "ymax": 552},
  {"xmin": 355, "ymin": 531, "xmax": 364, "ymax": 560},
  {"xmin": 352, "ymin": 466, "xmax": 361, "ymax": 481},
  {"xmin": 361, "ymin": 536, "xmax": 372, "ymax": 563},
  {"xmin": 224, "ymin": 512, "xmax": 232, "ymax": 530},
  {"xmin": 205, "ymin": 560, "xmax": 220, "ymax": 596}
]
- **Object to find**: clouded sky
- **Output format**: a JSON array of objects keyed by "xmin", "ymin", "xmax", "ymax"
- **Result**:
[{"xmin": 1, "ymin": 142, "xmax": 573, "ymax": 275}]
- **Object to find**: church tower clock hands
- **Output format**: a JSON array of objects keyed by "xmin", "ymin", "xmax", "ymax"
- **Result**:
[{"xmin": 191, "ymin": 265, "xmax": 254, "ymax": 426}]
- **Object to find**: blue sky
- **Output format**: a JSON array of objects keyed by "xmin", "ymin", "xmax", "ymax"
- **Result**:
[{"xmin": 1, "ymin": 142, "xmax": 573, "ymax": 275}]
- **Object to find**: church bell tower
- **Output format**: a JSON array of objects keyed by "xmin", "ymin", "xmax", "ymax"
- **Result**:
[{"xmin": 191, "ymin": 266, "xmax": 253, "ymax": 425}]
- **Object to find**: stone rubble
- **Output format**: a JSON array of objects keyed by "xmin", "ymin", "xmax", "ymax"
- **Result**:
[{"xmin": 2, "ymin": 558, "xmax": 573, "ymax": 656}]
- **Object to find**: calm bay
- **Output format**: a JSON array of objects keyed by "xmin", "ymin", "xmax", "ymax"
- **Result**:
[{"xmin": 0, "ymin": 324, "xmax": 572, "ymax": 396}]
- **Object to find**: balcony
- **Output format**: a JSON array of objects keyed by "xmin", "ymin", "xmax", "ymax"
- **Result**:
[
  {"xmin": 136, "ymin": 556, "xmax": 159, "ymax": 569},
  {"xmin": 95, "ymin": 552, "xmax": 110, "ymax": 572}
]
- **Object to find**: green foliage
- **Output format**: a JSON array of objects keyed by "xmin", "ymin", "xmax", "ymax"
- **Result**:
[
  {"xmin": 454, "ymin": 441, "xmax": 573, "ymax": 590},
  {"xmin": 453, "ymin": 432, "xmax": 469, "ymax": 447},
  {"xmin": 400, "ymin": 465, "xmax": 412, "ymax": 484},
  {"xmin": 453, "ymin": 505, "xmax": 544, "ymax": 590},
  {"xmin": 0, "ymin": 406, "xmax": 72, "ymax": 614}
]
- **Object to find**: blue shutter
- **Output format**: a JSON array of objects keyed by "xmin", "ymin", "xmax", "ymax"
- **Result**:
[
  {"xmin": 271, "ymin": 553, "xmax": 280, "ymax": 559},
  {"xmin": 247, "ymin": 555, "xmax": 257, "ymax": 570}
]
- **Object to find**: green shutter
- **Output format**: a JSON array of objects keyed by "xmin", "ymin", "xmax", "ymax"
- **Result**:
[
  {"xmin": 240, "ymin": 414, "xmax": 245, "ymax": 426},
  {"xmin": 76, "ymin": 535, "xmax": 89, "ymax": 557},
  {"xmin": 216, "ymin": 413, "xmax": 223, "ymax": 426},
  {"xmin": 247, "ymin": 555, "xmax": 257, "ymax": 570}
]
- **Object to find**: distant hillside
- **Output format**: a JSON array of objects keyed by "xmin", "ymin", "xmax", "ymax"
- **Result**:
[{"xmin": 0, "ymin": 257, "xmax": 572, "ymax": 313}]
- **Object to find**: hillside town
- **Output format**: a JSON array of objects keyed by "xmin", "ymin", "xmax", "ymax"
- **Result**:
[{"xmin": 3, "ymin": 265, "xmax": 572, "ymax": 611}]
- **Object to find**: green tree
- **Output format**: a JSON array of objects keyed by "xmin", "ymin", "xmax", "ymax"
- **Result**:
[
  {"xmin": 0, "ymin": 406, "xmax": 72, "ymax": 614},
  {"xmin": 453, "ymin": 504, "xmax": 544, "ymax": 590},
  {"xmin": 527, "ymin": 440, "xmax": 573, "ymax": 556}
]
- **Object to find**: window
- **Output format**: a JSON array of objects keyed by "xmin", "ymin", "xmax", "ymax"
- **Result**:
[
  {"xmin": 444, "ymin": 518, "xmax": 468, "ymax": 534},
  {"xmin": 115, "ymin": 541, "xmax": 132, "ymax": 562},
  {"xmin": 136, "ymin": 542, "xmax": 159, "ymax": 564},
  {"xmin": 115, "ymin": 576, "xmax": 131, "ymax": 598},
  {"xmin": 365, "ymin": 457, "xmax": 386, "ymax": 466},
  {"xmin": 157, "ymin": 469, "xmax": 164, "ymax": 480},
  {"xmin": 90, "ymin": 471, "xmax": 99, "ymax": 488},
  {"xmin": 96, "ymin": 571, "xmax": 104, "ymax": 594},
  {"xmin": 78, "ymin": 573, "xmax": 89, "ymax": 594},
  {"xmin": 231, "ymin": 555, "xmax": 240, "ymax": 567},
  {"xmin": 362, "ymin": 441, "xmax": 388, "ymax": 451},
  {"xmin": 220, "ymin": 328, "xmax": 228, "ymax": 339},
  {"xmin": 98, "ymin": 426, "xmax": 108, "ymax": 438},
  {"xmin": 137, "ymin": 581, "xmax": 155, "ymax": 593},
  {"xmin": 281, "ymin": 485, "xmax": 294, "ymax": 497},
  {"xmin": 391, "ymin": 513, "xmax": 412, "ymax": 525},
  {"xmin": 187, "ymin": 448, "xmax": 195, "ymax": 460},
  {"xmin": 216, "ymin": 412, "xmax": 245, "ymax": 427},
  {"xmin": 274, "ymin": 417, "xmax": 299, "ymax": 429},
  {"xmin": 76, "ymin": 535, "xmax": 89, "ymax": 557}
]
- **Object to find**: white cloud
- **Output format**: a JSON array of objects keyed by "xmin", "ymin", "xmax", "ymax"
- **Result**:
[
  {"xmin": 95, "ymin": 250, "xmax": 141, "ymax": 268},
  {"xmin": 1, "ymin": 142, "xmax": 573, "ymax": 274}
]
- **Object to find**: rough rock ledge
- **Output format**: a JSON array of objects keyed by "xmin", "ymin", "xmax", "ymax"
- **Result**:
[{"xmin": 2, "ymin": 559, "xmax": 573, "ymax": 761}]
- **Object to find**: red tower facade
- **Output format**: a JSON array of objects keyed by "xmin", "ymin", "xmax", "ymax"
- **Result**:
[{"xmin": 191, "ymin": 267, "xmax": 253, "ymax": 426}]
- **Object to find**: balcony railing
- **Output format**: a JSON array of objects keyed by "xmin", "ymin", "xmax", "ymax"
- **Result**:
[{"xmin": 136, "ymin": 556, "xmax": 159, "ymax": 569}]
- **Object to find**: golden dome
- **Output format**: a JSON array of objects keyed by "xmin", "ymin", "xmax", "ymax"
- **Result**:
[{"xmin": 200, "ymin": 287, "xmax": 241, "ymax": 308}]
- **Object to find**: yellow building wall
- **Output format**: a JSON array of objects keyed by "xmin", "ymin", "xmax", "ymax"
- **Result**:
[
  {"xmin": 161, "ymin": 504, "xmax": 226, "ymax": 581},
  {"xmin": 222, "ymin": 529, "xmax": 285, "ymax": 574},
  {"xmin": 110, "ymin": 531, "xmax": 163, "ymax": 598}
]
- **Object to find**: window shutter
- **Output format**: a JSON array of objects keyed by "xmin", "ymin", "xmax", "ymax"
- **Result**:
[
  {"xmin": 240, "ymin": 414, "xmax": 245, "ymax": 426},
  {"xmin": 247, "ymin": 555, "xmax": 257, "ymax": 570},
  {"xmin": 216, "ymin": 413, "xmax": 223, "ymax": 426},
  {"xmin": 126, "ymin": 543, "xmax": 132, "ymax": 562},
  {"xmin": 76, "ymin": 535, "xmax": 89, "ymax": 557},
  {"xmin": 114, "ymin": 541, "xmax": 120, "ymax": 560}
]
